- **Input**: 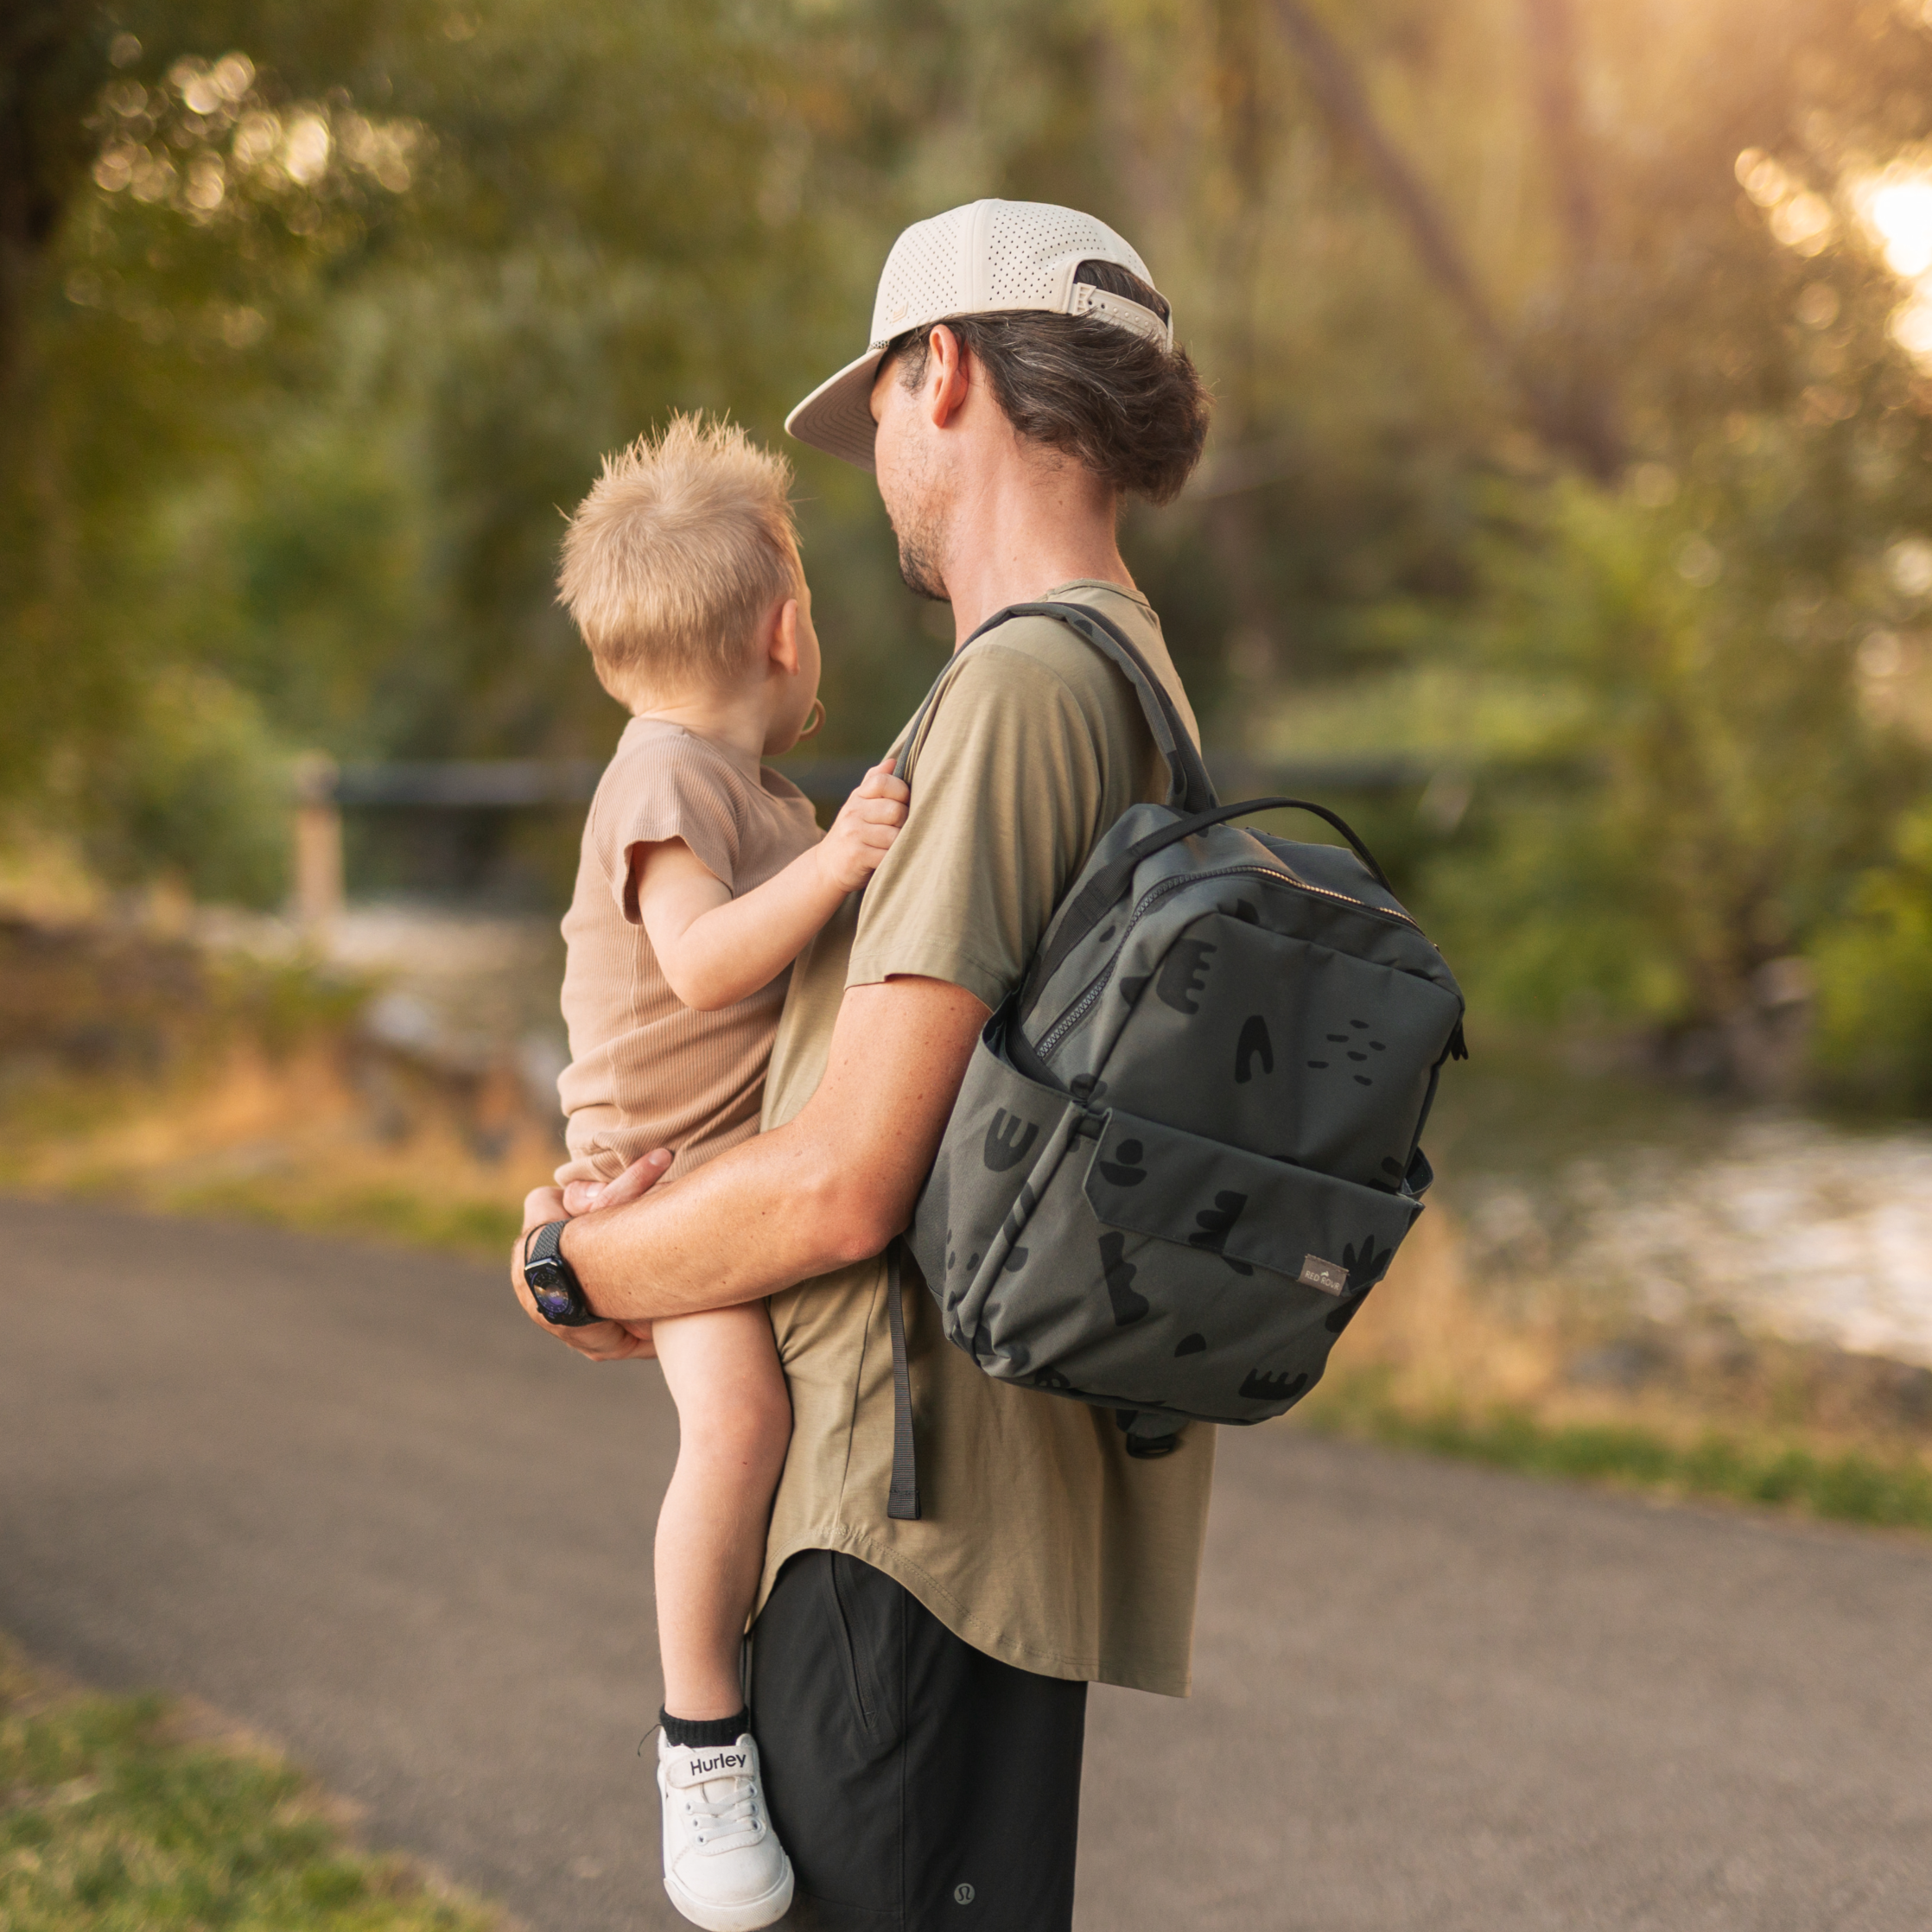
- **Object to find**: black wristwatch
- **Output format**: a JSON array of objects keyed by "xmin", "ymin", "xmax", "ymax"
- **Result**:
[{"xmin": 522, "ymin": 1220, "xmax": 601, "ymax": 1326}]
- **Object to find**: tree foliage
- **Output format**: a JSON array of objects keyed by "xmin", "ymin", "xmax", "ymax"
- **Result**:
[{"xmin": 3, "ymin": 0, "xmax": 1932, "ymax": 1097}]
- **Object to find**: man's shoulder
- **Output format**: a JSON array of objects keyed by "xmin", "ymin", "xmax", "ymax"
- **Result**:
[
  {"xmin": 944, "ymin": 588, "xmax": 1161, "ymax": 718},
  {"xmin": 967, "ymin": 584, "xmax": 1158, "ymax": 664},
  {"xmin": 944, "ymin": 584, "xmax": 1198, "ymax": 764}
]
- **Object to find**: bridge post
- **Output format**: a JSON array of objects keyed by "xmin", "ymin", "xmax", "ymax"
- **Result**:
[{"xmin": 292, "ymin": 753, "xmax": 344, "ymax": 930}]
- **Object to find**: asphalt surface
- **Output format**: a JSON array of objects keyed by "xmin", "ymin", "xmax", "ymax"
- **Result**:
[{"xmin": 3, "ymin": 1194, "xmax": 1929, "ymax": 1932}]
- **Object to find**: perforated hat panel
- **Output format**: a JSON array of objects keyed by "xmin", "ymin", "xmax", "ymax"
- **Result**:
[
  {"xmin": 789, "ymin": 199, "xmax": 1170, "ymax": 470},
  {"xmin": 980, "ymin": 201, "xmax": 1152, "ymax": 308},
  {"xmin": 867, "ymin": 206, "xmax": 968, "ymax": 346}
]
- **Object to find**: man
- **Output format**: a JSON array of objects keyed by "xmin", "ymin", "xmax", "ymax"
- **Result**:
[{"xmin": 515, "ymin": 199, "xmax": 1215, "ymax": 1930}]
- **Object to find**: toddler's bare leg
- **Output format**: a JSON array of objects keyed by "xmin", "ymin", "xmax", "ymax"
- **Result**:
[{"xmin": 650, "ymin": 1301, "xmax": 791, "ymax": 1721}]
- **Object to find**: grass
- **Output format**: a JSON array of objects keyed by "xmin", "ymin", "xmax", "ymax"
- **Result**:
[
  {"xmin": 0, "ymin": 902, "xmax": 551, "ymax": 1264},
  {"xmin": 0, "ymin": 1042, "xmax": 550, "ymax": 1263},
  {"xmin": 164, "ymin": 1177, "xmax": 526, "ymax": 1258},
  {"xmin": 1303, "ymin": 1369, "xmax": 1932, "ymax": 1533},
  {"xmin": 0, "ymin": 1644, "xmax": 504, "ymax": 1932}
]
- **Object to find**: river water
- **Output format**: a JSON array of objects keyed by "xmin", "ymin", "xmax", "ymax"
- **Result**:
[{"xmin": 1459, "ymin": 1115, "xmax": 1932, "ymax": 1368}]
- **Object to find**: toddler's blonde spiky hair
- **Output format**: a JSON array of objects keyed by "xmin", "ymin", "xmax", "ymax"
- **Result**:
[{"xmin": 558, "ymin": 414, "xmax": 802, "ymax": 702}]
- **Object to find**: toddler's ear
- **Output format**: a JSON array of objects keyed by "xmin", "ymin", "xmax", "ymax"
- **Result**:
[{"xmin": 768, "ymin": 596, "xmax": 801, "ymax": 676}]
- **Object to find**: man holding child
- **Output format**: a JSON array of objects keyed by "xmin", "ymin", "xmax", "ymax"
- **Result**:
[{"xmin": 515, "ymin": 200, "xmax": 1215, "ymax": 1932}]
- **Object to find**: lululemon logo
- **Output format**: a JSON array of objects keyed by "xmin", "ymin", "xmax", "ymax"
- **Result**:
[
  {"xmin": 954, "ymin": 1883, "xmax": 976, "ymax": 1904},
  {"xmin": 982, "ymin": 1109, "xmax": 1039, "ymax": 1173}
]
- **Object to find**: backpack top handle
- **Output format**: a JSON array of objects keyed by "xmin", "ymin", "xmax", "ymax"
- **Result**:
[
  {"xmin": 1019, "ymin": 794, "xmax": 1398, "ymax": 1020},
  {"xmin": 891, "ymin": 600, "xmax": 1218, "ymax": 818}
]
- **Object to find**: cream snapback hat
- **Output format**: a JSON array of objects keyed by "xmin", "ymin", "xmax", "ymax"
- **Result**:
[{"xmin": 784, "ymin": 198, "xmax": 1173, "ymax": 470}]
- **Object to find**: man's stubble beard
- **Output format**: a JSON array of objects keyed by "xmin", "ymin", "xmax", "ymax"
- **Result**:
[
  {"xmin": 897, "ymin": 514, "xmax": 950, "ymax": 603},
  {"xmin": 885, "ymin": 446, "xmax": 951, "ymax": 603}
]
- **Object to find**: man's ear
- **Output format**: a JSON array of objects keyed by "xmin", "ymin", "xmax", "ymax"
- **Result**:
[
  {"xmin": 767, "ymin": 597, "xmax": 801, "ymax": 677},
  {"xmin": 925, "ymin": 324, "xmax": 970, "ymax": 430}
]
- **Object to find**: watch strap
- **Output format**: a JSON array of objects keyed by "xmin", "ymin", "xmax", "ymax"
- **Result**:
[{"xmin": 525, "ymin": 1218, "xmax": 568, "ymax": 1268}]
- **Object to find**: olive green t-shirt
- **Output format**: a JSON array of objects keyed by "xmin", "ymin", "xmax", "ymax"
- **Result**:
[{"xmin": 754, "ymin": 580, "xmax": 1216, "ymax": 1697}]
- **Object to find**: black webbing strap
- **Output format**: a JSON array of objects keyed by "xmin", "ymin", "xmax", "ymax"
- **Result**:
[
  {"xmin": 885, "ymin": 1241, "xmax": 920, "ymax": 1521},
  {"xmin": 875, "ymin": 601, "xmax": 1216, "ymax": 1525}
]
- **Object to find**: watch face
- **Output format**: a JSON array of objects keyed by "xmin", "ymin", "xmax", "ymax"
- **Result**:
[{"xmin": 525, "ymin": 1254, "xmax": 576, "ymax": 1323}]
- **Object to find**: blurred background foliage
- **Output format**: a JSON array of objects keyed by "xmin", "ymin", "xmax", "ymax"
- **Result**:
[{"xmin": 6, "ymin": 0, "xmax": 1932, "ymax": 1101}]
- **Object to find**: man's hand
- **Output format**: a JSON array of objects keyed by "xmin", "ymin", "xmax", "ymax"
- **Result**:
[
  {"xmin": 815, "ymin": 759, "xmax": 910, "ymax": 893},
  {"xmin": 512, "ymin": 1151, "xmax": 672, "ymax": 1360}
]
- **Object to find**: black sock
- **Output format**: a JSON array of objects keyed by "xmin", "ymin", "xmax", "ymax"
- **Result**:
[{"xmin": 660, "ymin": 1706, "xmax": 750, "ymax": 1749}]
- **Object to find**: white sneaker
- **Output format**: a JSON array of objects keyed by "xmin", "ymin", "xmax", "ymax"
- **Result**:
[{"xmin": 656, "ymin": 1731, "xmax": 794, "ymax": 1931}]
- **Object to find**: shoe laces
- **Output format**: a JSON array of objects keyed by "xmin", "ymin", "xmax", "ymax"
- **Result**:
[{"xmin": 681, "ymin": 1770, "xmax": 762, "ymax": 1853}]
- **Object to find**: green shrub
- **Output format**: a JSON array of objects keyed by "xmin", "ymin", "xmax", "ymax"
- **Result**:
[{"xmin": 1814, "ymin": 797, "xmax": 1932, "ymax": 1108}]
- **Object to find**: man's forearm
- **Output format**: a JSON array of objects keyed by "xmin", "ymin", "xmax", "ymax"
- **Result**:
[
  {"xmin": 558, "ymin": 976, "xmax": 988, "ymax": 1323},
  {"xmin": 560, "ymin": 1115, "xmax": 873, "ymax": 1321}
]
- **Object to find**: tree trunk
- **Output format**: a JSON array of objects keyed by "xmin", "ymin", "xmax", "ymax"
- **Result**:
[{"xmin": 1269, "ymin": 0, "xmax": 1622, "ymax": 480}]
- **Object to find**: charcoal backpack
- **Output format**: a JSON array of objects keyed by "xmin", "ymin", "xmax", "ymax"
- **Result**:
[{"xmin": 882, "ymin": 602, "xmax": 1466, "ymax": 1519}]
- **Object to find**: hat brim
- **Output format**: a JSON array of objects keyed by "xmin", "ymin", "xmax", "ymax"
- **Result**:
[{"xmin": 784, "ymin": 345, "xmax": 888, "ymax": 470}]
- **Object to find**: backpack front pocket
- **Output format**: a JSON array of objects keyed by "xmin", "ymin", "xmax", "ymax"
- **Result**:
[
  {"xmin": 1082, "ymin": 1109, "xmax": 1420, "ymax": 1292},
  {"xmin": 910, "ymin": 1013, "xmax": 1425, "ymax": 1424},
  {"xmin": 958, "ymin": 1105, "xmax": 1420, "ymax": 1422}
]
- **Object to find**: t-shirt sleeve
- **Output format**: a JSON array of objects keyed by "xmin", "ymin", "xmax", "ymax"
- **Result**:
[
  {"xmin": 847, "ymin": 640, "xmax": 1109, "ymax": 1012},
  {"xmin": 591, "ymin": 739, "xmax": 745, "ymax": 922}
]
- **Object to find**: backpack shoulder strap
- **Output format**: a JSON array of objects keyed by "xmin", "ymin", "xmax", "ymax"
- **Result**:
[{"xmin": 890, "ymin": 600, "xmax": 1217, "ymax": 816}]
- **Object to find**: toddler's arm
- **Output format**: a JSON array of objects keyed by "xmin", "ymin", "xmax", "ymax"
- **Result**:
[{"xmin": 635, "ymin": 759, "xmax": 908, "ymax": 1012}]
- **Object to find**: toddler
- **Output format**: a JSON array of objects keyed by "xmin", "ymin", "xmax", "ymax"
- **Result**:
[{"xmin": 550, "ymin": 416, "xmax": 906, "ymax": 1931}]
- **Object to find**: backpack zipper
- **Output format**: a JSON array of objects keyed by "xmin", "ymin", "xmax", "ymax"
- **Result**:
[{"xmin": 1033, "ymin": 862, "xmax": 1420, "ymax": 1062}]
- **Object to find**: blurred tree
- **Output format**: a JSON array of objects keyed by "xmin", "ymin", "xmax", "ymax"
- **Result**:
[
  {"xmin": 1815, "ymin": 796, "xmax": 1932, "ymax": 1110},
  {"xmin": 1400, "ymin": 0, "xmax": 1932, "ymax": 1088},
  {"xmin": 1427, "ymin": 448, "xmax": 1923, "ymax": 1088},
  {"xmin": 1094, "ymin": 0, "xmax": 1932, "ymax": 1089},
  {"xmin": 3, "ymin": 0, "xmax": 1931, "ymax": 1113}
]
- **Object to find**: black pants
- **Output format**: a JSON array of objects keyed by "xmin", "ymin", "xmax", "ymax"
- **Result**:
[{"xmin": 747, "ymin": 1550, "xmax": 1088, "ymax": 1930}]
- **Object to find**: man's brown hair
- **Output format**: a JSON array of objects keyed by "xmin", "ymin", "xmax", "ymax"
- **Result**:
[
  {"xmin": 894, "ymin": 263, "xmax": 1211, "ymax": 505},
  {"xmin": 558, "ymin": 415, "xmax": 802, "ymax": 702}
]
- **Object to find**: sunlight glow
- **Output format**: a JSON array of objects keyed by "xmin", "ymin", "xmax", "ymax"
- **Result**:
[
  {"xmin": 1857, "ymin": 170, "xmax": 1932, "ymax": 277},
  {"xmin": 1893, "ymin": 292, "xmax": 1932, "ymax": 362},
  {"xmin": 1734, "ymin": 149, "xmax": 1834, "ymax": 258},
  {"xmin": 87, "ymin": 53, "xmax": 423, "ymax": 232},
  {"xmin": 1844, "ymin": 160, "xmax": 1932, "ymax": 369},
  {"xmin": 282, "ymin": 115, "xmax": 333, "ymax": 186}
]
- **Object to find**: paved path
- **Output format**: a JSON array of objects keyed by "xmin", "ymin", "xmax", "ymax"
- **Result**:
[{"xmin": 3, "ymin": 1196, "xmax": 1929, "ymax": 1931}]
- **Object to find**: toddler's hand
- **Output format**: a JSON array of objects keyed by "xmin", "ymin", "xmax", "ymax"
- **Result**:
[
  {"xmin": 817, "ymin": 758, "xmax": 910, "ymax": 893},
  {"xmin": 561, "ymin": 1148, "xmax": 673, "ymax": 1217}
]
